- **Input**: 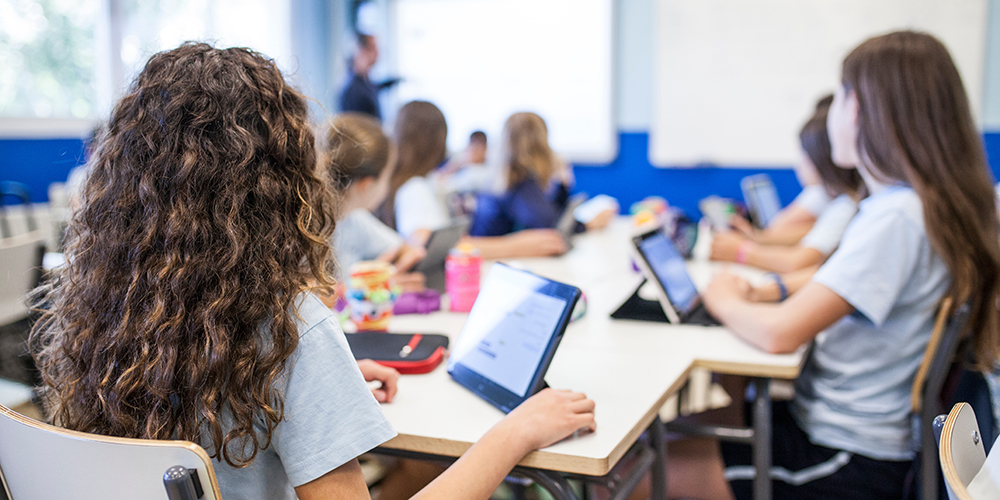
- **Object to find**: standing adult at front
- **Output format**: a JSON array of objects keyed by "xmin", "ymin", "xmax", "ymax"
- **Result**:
[{"xmin": 340, "ymin": 33, "xmax": 397, "ymax": 121}]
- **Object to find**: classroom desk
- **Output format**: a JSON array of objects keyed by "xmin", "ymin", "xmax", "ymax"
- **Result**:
[{"xmin": 377, "ymin": 219, "xmax": 805, "ymax": 500}]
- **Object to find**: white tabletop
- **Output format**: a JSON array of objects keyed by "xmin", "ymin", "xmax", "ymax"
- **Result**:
[{"xmin": 379, "ymin": 219, "xmax": 804, "ymax": 475}]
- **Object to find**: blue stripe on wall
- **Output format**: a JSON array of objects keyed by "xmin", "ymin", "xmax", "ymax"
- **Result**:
[
  {"xmin": 1, "ymin": 138, "xmax": 87, "ymax": 204},
  {"xmin": 5, "ymin": 131, "xmax": 1000, "ymax": 215},
  {"xmin": 574, "ymin": 131, "xmax": 1000, "ymax": 218},
  {"xmin": 573, "ymin": 132, "xmax": 801, "ymax": 217}
]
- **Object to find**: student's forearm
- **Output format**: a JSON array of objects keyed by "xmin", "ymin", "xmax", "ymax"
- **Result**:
[
  {"xmin": 709, "ymin": 299, "xmax": 798, "ymax": 353},
  {"xmin": 706, "ymin": 282, "xmax": 854, "ymax": 355},
  {"xmin": 783, "ymin": 266, "xmax": 820, "ymax": 294},
  {"xmin": 747, "ymin": 246, "xmax": 823, "ymax": 273},
  {"xmin": 767, "ymin": 206, "xmax": 816, "ymax": 232},
  {"xmin": 411, "ymin": 419, "xmax": 531, "ymax": 500},
  {"xmin": 750, "ymin": 265, "xmax": 821, "ymax": 302},
  {"xmin": 751, "ymin": 222, "xmax": 813, "ymax": 246}
]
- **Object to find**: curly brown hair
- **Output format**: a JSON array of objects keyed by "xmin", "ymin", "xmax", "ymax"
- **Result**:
[{"xmin": 30, "ymin": 43, "xmax": 337, "ymax": 467}]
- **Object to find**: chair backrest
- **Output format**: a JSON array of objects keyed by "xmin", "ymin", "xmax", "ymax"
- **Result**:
[
  {"xmin": 0, "ymin": 404, "xmax": 223, "ymax": 500},
  {"xmin": 940, "ymin": 402, "xmax": 988, "ymax": 500},
  {"xmin": 913, "ymin": 298, "xmax": 971, "ymax": 500},
  {"xmin": 0, "ymin": 231, "xmax": 44, "ymax": 327}
]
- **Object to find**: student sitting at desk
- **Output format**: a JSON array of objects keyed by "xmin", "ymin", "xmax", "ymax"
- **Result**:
[
  {"xmin": 30, "ymin": 43, "xmax": 597, "ymax": 500},
  {"xmin": 645, "ymin": 31, "xmax": 1000, "ymax": 500},
  {"xmin": 469, "ymin": 112, "xmax": 616, "ymax": 237},
  {"xmin": 377, "ymin": 101, "xmax": 570, "ymax": 259},
  {"xmin": 710, "ymin": 99, "xmax": 864, "ymax": 274},
  {"xmin": 726, "ymin": 96, "xmax": 839, "ymax": 245},
  {"xmin": 322, "ymin": 112, "xmax": 426, "ymax": 292}
]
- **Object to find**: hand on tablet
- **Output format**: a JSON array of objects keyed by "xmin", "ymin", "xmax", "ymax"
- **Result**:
[
  {"xmin": 502, "ymin": 388, "xmax": 596, "ymax": 452},
  {"xmin": 357, "ymin": 359, "xmax": 400, "ymax": 403},
  {"xmin": 378, "ymin": 244, "xmax": 427, "ymax": 273}
]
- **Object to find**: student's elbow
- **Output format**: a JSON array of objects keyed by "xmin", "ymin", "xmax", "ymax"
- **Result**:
[{"xmin": 757, "ymin": 319, "xmax": 804, "ymax": 354}]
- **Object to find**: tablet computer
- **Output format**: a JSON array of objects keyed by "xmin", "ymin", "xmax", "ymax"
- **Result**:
[
  {"xmin": 631, "ymin": 228, "xmax": 720, "ymax": 326},
  {"xmin": 741, "ymin": 174, "xmax": 782, "ymax": 229},
  {"xmin": 413, "ymin": 219, "xmax": 472, "ymax": 291},
  {"xmin": 556, "ymin": 194, "xmax": 588, "ymax": 248},
  {"xmin": 447, "ymin": 263, "xmax": 581, "ymax": 413}
]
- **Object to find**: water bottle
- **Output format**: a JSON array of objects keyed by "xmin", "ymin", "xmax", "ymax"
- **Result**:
[{"xmin": 445, "ymin": 243, "xmax": 481, "ymax": 312}]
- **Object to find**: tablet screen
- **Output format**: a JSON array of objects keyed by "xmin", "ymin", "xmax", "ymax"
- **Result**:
[
  {"xmin": 637, "ymin": 231, "xmax": 699, "ymax": 315},
  {"xmin": 743, "ymin": 175, "xmax": 782, "ymax": 228},
  {"xmin": 448, "ymin": 263, "xmax": 580, "ymax": 411}
]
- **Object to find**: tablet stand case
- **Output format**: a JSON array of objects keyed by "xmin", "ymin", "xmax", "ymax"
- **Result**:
[
  {"xmin": 610, "ymin": 280, "xmax": 670, "ymax": 322},
  {"xmin": 610, "ymin": 279, "xmax": 720, "ymax": 326},
  {"xmin": 345, "ymin": 332, "xmax": 449, "ymax": 374}
]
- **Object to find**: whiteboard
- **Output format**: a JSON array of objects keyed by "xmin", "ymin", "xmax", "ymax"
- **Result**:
[
  {"xmin": 391, "ymin": 0, "xmax": 615, "ymax": 163},
  {"xmin": 650, "ymin": 0, "xmax": 988, "ymax": 167}
]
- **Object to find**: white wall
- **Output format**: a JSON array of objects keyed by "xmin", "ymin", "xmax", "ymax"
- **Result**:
[
  {"xmin": 615, "ymin": 0, "xmax": 654, "ymax": 132},
  {"xmin": 616, "ymin": 0, "xmax": 1000, "ymax": 135}
]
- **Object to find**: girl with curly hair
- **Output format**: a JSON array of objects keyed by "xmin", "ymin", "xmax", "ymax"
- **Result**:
[{"xmin": 31, "ymin": 43, "xmax": 595, "ymax": 500}]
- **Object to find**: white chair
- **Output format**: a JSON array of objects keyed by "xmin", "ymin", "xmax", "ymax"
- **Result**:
[
  {"xmin": 939, "ymin": 402, "xmax": 1000, "ymax": 500},
  {"xmin": 0, "ymin": 231, "xmax": 44, "ymax": 327},
  {"xmin": 0, "ymin": 404, "xmax": 223, "ymax": 500}
]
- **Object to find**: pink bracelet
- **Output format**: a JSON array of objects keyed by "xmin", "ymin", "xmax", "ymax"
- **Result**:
[{"xmin": 735, "ymin": 241, "xmax": 755, "ymax": 264}]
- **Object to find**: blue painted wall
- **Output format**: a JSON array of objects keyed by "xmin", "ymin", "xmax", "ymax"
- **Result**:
[
  {"xmin": 0, "ymin": 138, "xmax": 87, "ymax": 204},
  {"xmin": 7, "ymin": 132, "xmax": 1000, "ymax": 217}
]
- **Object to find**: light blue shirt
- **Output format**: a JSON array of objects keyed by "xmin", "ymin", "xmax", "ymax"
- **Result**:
[
  {"xmin": 799, "ymin": 194, "xmax": 858, "ymax": 257},
  {"xmin": 212, "ymin": 293, "xmax": 397, "ymax": 499},
  {"xmin": 792, "ymin": 186, "xmax": 949, "ymax": 461},
  {"xmin": 334, "ymin": 208, "xmax": 404, "ymax": 276}
]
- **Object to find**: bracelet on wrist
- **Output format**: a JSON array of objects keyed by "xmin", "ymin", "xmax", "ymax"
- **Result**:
[
  {"xmin": 735, "ymin": 241, "xmax": 755, "ymax": 264},
  {"xmin": 766, "ymin": 272, "xmax": 789, "ymax": 301}
]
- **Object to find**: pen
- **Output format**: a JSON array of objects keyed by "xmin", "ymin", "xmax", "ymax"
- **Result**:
[{"xmin": 400, "ymin": 334, "xmax": 422, "ymax": 358}]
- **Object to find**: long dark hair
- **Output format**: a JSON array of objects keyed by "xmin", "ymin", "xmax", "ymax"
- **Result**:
[
  {"xmin": 375, "ymin": 100, "xmax": 447, "ymax": 228},
  {"xmin": 30, "ymin": 43, "xmax": 337, "ymax": 467},
  {"xmin": 843, "ymin": 31, "xmax": 1000, "ymax": 368},
  {"xmin": 799, "ymin": 95, "xmax": 863, "ymax": 198}
]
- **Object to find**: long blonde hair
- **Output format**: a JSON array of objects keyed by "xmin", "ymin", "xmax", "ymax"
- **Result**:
[{"xmin": 502, "ymin": 112, "xmax": 557, "ymax": 189}]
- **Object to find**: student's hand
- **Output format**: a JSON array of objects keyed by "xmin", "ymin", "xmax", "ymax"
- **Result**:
[
  {"xmin": 395, "ymin": 244, "xmax": 427, "ymax": 273},
  {"xmin": 395, "ymin": 272, "xmax": 427, "ymax": 293},
  {"xmin": 710, "ymin": 231, "xmax": 747, "ymax": 262},
  {"xmin": 702, "ymin": 272, "xmax": 753, "ymax": 316},
  {"xmin": 500, "ymin": 388, "xmax": 596, "ymax": 453},
  {"xmin": 729, "ymin": 215, "xmax": 757, "ymax": 239},
  {"xmin": 584, "ymin": 208, "xmax": 618, "ymax": 231},
  {"xmin": 509, "ymin": 229, "xmax": 569, "ymax": 257},
  {"xmin": 357, "ymin": 359, "xmax": 400, "ymax": 403}
]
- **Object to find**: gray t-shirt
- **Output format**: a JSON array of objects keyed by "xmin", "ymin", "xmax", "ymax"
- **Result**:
[
  {"xmin": 792, "ymin": 184, "xmax": 832, "ymax": 217},
  {"xmin": 212, "ymin": 293, "xmax": 397, "ymax": 499},
  {"xmin": 799, "ymin": 194, "xmax": 858, "ymax": 256},
  {"xmin": 334, "ymin": 208, "xmax": 404, "ymax": 276},
  {"xmin": 792, "ymin": 186, "xmax": 949, "ymax": 461}
]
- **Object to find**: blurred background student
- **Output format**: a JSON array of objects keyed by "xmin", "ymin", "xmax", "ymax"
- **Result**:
[
  {"xmin": 377, "ymin": 101, "xmax": 571, "ymax": 259},
  {"xmin": 710, "ymin": 97, "xmax": 864, "ymax": 274},
  {"xmin": 322, "ymin": 112, "xmax": 426, "ymax": 292},
  {"xmin": 470, "ymin": 112, "xmax": 615, "ymax": 238}
]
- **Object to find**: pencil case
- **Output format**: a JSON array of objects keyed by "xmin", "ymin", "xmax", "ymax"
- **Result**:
[{"xmin": 345, "ymin": 332, "xmax": 449, "ymax": 374}]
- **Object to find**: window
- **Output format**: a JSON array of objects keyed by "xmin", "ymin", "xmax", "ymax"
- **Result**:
[
  {"xmin": 0, "ymin": 0, "xmax": 99, "ymax": 118},
  {"xmin": 0, "ymin": 0, "xmax": 292, "ymax": 120}
]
